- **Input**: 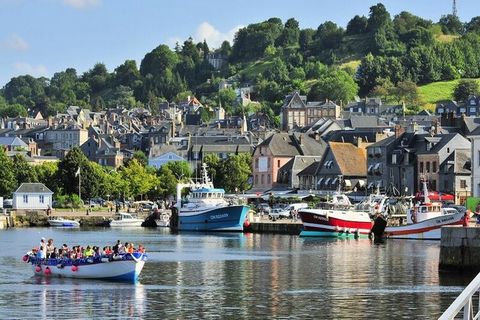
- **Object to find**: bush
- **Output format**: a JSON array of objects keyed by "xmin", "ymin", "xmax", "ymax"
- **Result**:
[{"xmin": 54, "ymin": 194, "xmax": 82, "ymax": 209}]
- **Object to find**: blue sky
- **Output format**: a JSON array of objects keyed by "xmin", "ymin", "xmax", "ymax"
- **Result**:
[{"xmin": 0, "ymin": 0, "xmax": 477, "ymax": 86}]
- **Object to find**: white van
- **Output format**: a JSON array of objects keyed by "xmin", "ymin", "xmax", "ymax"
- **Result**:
[{"xmin": 285, "ymin": 203, "xmax": 308, "ymax": 212}]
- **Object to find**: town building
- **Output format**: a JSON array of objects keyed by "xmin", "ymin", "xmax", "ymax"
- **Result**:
[{"xmin": 13, "ymin": 183, "xmax": 53, "ymax": 210}]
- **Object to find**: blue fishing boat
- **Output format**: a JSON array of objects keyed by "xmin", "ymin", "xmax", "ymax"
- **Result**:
[{"xmin": 176, "ymin": 164, "xmax": 249, "ymax": 231}]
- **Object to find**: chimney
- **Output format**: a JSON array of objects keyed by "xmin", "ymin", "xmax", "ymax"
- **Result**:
[
  {"xmin": 395, "ymin": 124, "xmax": 405, "ymax": 138},
  {"xmin": 356, "ymin": 137, "xmax": 363, "ymax": 147}
]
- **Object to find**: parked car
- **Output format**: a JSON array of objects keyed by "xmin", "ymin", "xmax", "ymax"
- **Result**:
[
  {"xmin": 284, "ymin": 203, "xmax": 309, "ymax": 212},
  {"xmin": 269, "ymin": 208, "xmax": 290, "ymax": 221},
  {"xmin": 3, "ymin": 199, "xmax": 12, "ymax": 208}
]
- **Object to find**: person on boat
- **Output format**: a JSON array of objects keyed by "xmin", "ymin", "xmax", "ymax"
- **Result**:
[
  {"xmin": 127, "ymin": 243, "xmax": 134, "ymax": 254},
  {"xmin": 119, "ymin": 243, "xmax": 127, "ymax": 254},
  {"xmin": 112, "ymin": 240, "xmax": 121, "ymax": 254},
  {"xmin": 46, "ymin": 239, "xmax": 54, "ymax": 258},
  {"xmin": 84, "ymin": 246, "xmax": 94, "ymax": 257},
  {"xmin": 137, "ymin": 244, "xmax": 145, "ymax": 253},
  {"xmin": 50, "ymin": 247, "xmax": 58, "ymax": 259},
  {"xmin": 39, "ymin": 237, "xmax": 47, "ymax": 259}
]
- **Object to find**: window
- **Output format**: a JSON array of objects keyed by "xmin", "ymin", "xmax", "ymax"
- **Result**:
[
  {"xmin": 39, "ymin": 195, "xmax": 44, "ymax": 204},
  {"xmin": 461, "ymin": 180, "xmax": 467, "ymax": 188},
  {"xmin": 255, "ymin": 159, "xmax": 259, "ymax": 169},
  {"xmin": 432, "ymin": 161, "xmax": 437, "ymax": 173},
  {"xmin": 419, "ymin": 162, "xmax": 424, "ymax": 173},
  {"xmin": 267, "ymin": 174, "xmax": 271, "ymax": 184},
  {"xmin": 444, "ymin": 180, "xmax": 449, "ymax": 191},
  {"xmin": 426, "ymin": 162, "xmax": 430, "ymax": 173},
  {"xmin": 267, "ymin": 158, "xmax": 271, "ymax": 168},
  {"xmin": 23, "ymin": 195, "xmax": 28, "ymax": 203},
  {"xmin": 254, "ymin": 175, "xmax": 258, "ymax": 184},
  {"xmin": 277, "ymin": 160, "xmax": 281, "ymax": 168},
  {"xmin": 261, "ymin": 175, "xmax": 264, "ymax": 184},
  {"xmin": 392, "ymin": 154, "xmax": 397, "ymax": 164}
]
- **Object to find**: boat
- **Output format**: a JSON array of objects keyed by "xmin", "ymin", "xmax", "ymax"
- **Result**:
[
  {"xmin": 298, "ymin": 191, "xmax": 389, "ymax": 238},
  {"xmin": 381, "ymin": 180, "xmax": 464, "ymax": 240},
  {"xmin": 23, "ymin": 252, "xmax": 146, "ymax": 282},
  {"xmin": 109, "ymin": 213, "xmax": 144, "ymax": 227},
  {"xmin": 154, "ymin": 211, "xmax": 171, "ymax": 227},
  {"xmin": 176, "ymin": 163, "xmax": 249, "ymax": 231},
  {"xmin": 48, "ymin": 217, "xmax": 80, "ymax": 227}
]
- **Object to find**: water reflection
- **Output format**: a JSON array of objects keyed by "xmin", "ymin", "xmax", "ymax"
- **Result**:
[{"xmin": 0, "ymin": 229, "xmax": 474, "ymax": 319}]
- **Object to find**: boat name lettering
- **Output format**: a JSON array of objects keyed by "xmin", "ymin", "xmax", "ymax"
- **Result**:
[
  {"xmin": 435, "ymin": 216, "xmax": 455, "ymax": 224},
  {"xmin": 210, "ymin": 213, "xmax": 228, "ymax": 220},
  {"xmin": 313, "ymin": 215, "xmax": 329, "ymax": 222}
]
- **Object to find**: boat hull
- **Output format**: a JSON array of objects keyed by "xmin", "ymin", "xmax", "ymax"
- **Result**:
[
  {"xmin": 28, "ymin": 254, "xmax": 146, "ymax": 282},
  {"xmin": 154, "ymin": 219, "xmax": 170, "ymax": 227},
  {"xmin": 299, "ymin": 209, "xmax": 372, "ymax": 238},
  {"xmin": 110, "ymin": 220, "xmax": 144, "ymax": 227},
  {"xmin": 48, "ymin": 221, "xmax": 80, "ymax": 227},
  {"xmin": 384, "ymin": 212, "xmax": 464, "ymax": 240},
  {"xmin": 178, "ymin": 205, "xmax": 249, "ymax": 231}
]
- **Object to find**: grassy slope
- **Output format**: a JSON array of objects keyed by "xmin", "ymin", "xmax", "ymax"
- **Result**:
[{"xmin": 418, "ymin": 80, "xmax": 459, "ymax": 105}]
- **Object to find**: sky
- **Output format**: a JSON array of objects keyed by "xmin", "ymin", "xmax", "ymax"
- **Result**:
[{"xmin": 0, "ymin": 0, "xmax": 478, "ymax": 86}]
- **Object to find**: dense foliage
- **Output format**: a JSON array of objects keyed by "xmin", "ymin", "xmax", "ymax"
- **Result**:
[{"xmin": 2, "ymin": 3, "xmax": 480, "ymax": 118}]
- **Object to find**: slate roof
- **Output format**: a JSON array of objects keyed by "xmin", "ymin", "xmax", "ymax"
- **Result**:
[
  {"xmin": 454, "ymin": 149, "xmax": 471, "ymax": 174},
  {"xmin": 14, "ymin": 183, "xmax": 53, "ymax": 194},
  {"xmin": 329, "ymin": 142, "xmax": 367, "ymax": 176},
  {"xmin": 367, "ymin": 135, "xmax": 396, "ymax": 148},
  {"xmin": 0, "ymin": 136, "xmax": 28, "ymax": 147},
  {"xmin": 257, "ymin": 132, "xmax": 327, "ymax": 157},
  {"xmin": 415, "ymin": 133, "xmax": 470, "ymax": 155},
  {"xmin": 297, "ymin": 161, "xmax": 322, "ymax": 176}
]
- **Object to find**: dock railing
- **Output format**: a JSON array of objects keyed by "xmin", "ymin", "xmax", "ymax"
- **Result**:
[{"xmin": 440, "ymin": 272, "xmax": 480, "ymax": 320}]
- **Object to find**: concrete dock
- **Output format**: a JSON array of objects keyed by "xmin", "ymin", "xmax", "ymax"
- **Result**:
[{"xmin": 439, "ymin": 226, "xmax": 480, "ymax": 272}]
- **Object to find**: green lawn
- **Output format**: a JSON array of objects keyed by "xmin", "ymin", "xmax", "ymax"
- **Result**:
[{"xmin": 418, "ymin": 79, "xmax": 459, "ymax": 105}]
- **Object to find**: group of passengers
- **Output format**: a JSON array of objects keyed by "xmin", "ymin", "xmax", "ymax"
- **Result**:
[{"xmin": 33, "ymin": 237, "xmax": 145, "ymax": 260}]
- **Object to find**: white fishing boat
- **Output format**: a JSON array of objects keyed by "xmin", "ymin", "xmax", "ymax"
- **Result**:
[
  {"xmin": 109, "ymin": 213, "xmax": 144, "ymax": 227},
  {"xmin": 23, "ymin": 252, "xmax": 146, "ymax": 282},
  {"xmin": 48, "ymin": 217, "xmax": 80, "ymax": 227},
  {"xmin": 381, "ymin": 180, "xmax": 464, "ymax": 240}
]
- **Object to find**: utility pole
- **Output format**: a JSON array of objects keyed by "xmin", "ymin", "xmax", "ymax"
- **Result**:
[{"xmin": 453, "ymin": 0, "xmax": 458, "ymax": 17}]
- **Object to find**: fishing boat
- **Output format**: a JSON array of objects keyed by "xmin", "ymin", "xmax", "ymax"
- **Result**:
[
  {"xmin": 23, "ymin": 252, "xmax": 146, "ymax": 282},
  {"xmin": 48, "ymin": 217, "xmax": 80, "ymax": 227},
  {"xmin": 381, "ymin": 180, "xmax": 464, "ymax": 240},
  {"xmin": 298, "ymin": 192, "xmax": 389, "ymax": 238},
  {"xmin": 176, "ymin": 164, "xmax": 249, "ymax": 231},
  {"xmin": 109, "ymin": 213, "xmax": 144, "ymax": 227}
]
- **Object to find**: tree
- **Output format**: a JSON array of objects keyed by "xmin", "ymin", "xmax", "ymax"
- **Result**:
[
  {"xmin": 307, "ymin": 69, "xmax": 359, "ymax": 103},
  {"xmin": 0, "ymin": 103, "xmax": 28, "ymax": 118},
  {"xmin": 313, "ymin": 21, "xmax": 344, "ymax": 52},
  {"xmin": 218, "ymin": 88, "xmax": 237, "ymax": 111},
  {"xmin": 163, "ymin": 161, "xmax": 192, "ymax": 181},
  {"xmin": 392, "ymin": 80, "xmax": 419, "ymax": 106},
  {"xmin": 155, "ymin": 166, "xmax": 177, "ymax": 199},
  {"xmin": 57, "ymin": 147, "xmax": 88, "ymax": 196},
  {"xmin": 114, "ymin": 60, "xmax": 140, "ymax": 88},
  {"xmin": 466, "ymin": 16, "xmax": 480, "ymax": 33},
  {"xmin": 453, "ymin": 79, "xmax": 480, "ymax": 102},
  {"xmin": 0, "ymin": 148, "xmax": 16, "ymax": 197},
  {"xmin": 33, "ymin": 162, "xmax": 58, "ymax": 193},
  {"xmin": 346, "ymin": 15, "xmax": 368, "ymax": 35},
  {"xmin": 439, "ymin": 14, "xmax": 464, "ymax": 35},
  {"xmin": 12, "ymin": 154, "xmax": 37, "ymax": 185},
  {"xmin": 276, "ymin": 18, "xmax": 300, "ymax": 47},
  {"xmin": 121, "ymin": 159, "xmax": 157, "ymax": 200},
  {"xmin": 218, "ymin": 153, "xmax": 252, "ymax": 193},
  {"xmin": 132, "ymin": 150, "xmax": 148, "ymax": 167},
  {"xmin": 367, "ymin": 3, "xmax": 391, "ymax": 32},
  {"xmin": 139, "ymin": 45, "xmax": 178, "ymax": 77}
]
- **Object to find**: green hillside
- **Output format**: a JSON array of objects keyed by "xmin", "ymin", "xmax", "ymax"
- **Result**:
[{"xmin": 418, "ymin": 80, "xmax": 458, "ymax": 104}]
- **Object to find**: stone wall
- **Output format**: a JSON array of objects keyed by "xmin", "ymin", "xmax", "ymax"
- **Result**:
[{"xmin": 439, "ymin": 226, "xmax": 480, "ymax": 272}]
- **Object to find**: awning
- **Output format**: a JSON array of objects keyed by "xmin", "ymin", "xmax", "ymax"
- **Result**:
[
  {"xmin": 325, "ymin": 178, "xmax": 331, "ymax": 185},
  {"xmin": 367, "ymin": 182, "xmax": 373, "ymax": 189},
  {"xmin": 331, "ymin": 177, "xmax": 338, "ymax": 185},
  {"xmin": 317, "ymin": 177, "xmax": 324, "ymax": 185},
  {"xmin": 368, "ymin": 165, "xmax": 373, "ymax": 172},
  {"xmin": 374, "ymin": 163, "xmax": 380, "ymax": 170},
  {"xmin": 344, "ymin": 179, "xmax": 352, "ymax": 187}
]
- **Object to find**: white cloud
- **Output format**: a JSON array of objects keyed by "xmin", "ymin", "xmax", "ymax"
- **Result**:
[
  {"xmin": 63, "ymin": 0, "xmax": 101, "ymax": 9},
  {"xmin": 194, "ymin": 22, "xmax": 242, "ymax": 48},
  {"xmin": 13, "ymin": 62, "xmax": 48, "ymax": 77},
  {"xmin": 0, "ymin": 34, "xmax": 28, "ymax": 51}
]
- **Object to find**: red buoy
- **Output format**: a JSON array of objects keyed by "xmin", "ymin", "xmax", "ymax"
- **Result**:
[
  {"xmin": 44, "ymin": 267, "xmax": 51, "ymax": 275},
  {"xmin": 71, "ymin": 265, "xmax": 78, "ymax": 272},
  {"xmin": 243, "ymin": 219, "xmax": 250, "ymax": 228},
  {"xmin": 35, "ymin": 266, "xmax": 42, "ymax": 273}
]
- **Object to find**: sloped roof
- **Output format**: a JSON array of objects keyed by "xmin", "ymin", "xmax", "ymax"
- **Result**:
[
  {"xmin": 14, "ymin": 183, "xmax": 53, "ymax": 194},
  {"xmin": 0, "ymin": 136, "xmax": 28, "ymax": 147},
  {"xmin": 454, "ymin": 149, "xmax": 471, "ymax": 174},
  {"xmin": 329, "ymin": 142, "xmax": 367, "ymax": 176},
  {"xmin": 258, "ymin": 132, "xmax": 327, "ymax": 157}
]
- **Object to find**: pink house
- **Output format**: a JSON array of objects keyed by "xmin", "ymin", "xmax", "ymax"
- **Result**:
[{"xmin": 251, "ymin": 132, "xmax": 327, "ymax": 191}]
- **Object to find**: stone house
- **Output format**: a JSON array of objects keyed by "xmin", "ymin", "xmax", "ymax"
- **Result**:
[{"xmin": 439, "ymin": 149, "xmax": 471, "ymax": 204}]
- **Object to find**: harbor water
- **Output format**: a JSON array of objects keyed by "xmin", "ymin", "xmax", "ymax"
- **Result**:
[{"xmin": 0, "ymin": 228, "xmax": 472, "ymax": 319}]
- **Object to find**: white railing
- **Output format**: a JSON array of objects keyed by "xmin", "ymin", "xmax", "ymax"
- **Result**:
[{"xmin": 440, "ymin": 272, "xmax": 480, "ymax": 320}]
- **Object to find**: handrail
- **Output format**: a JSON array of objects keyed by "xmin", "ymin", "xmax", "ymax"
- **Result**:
[{"xmin": 439, "ymin": 272, "xmax": 480, "ymax": 320}]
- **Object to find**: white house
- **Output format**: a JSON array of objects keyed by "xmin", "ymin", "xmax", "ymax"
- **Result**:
[
  {"xmin": 148, "ymin": 152, "xmax": 187, "ymax": 169},
  {"xmin": 13, "ymin": 183, "xmax": 53, "ymax": 210}
]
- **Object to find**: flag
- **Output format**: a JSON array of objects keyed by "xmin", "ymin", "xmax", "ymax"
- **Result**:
[{"xmin": 75, "ymin": 167, "xmax": 80, "ymax": 177}]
